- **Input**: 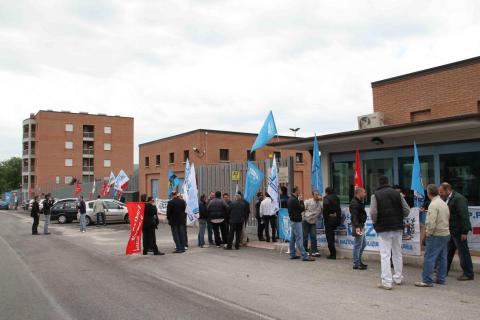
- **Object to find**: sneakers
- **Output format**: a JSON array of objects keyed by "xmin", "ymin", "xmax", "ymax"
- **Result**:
[
  {"xmin": 414, "ymin": 282, "xmax": 433, "ymax": 287},
  {"xmin": 378, "ymin": 284, "xmax": 392, "ymax": 290},
  {"xmin": 457, "ymin": 275, "xmax": 474, "ymax": 281},
  {"xmin": 311, "ymin": 252, "xmax": 321, "ymax": 257},
  {"xmin": 326, "ymin": 255, "xmax": 336, "ymax": 260},
  {"xmin": 154, "ymin": 252, "xmax": 165, "ymax": 256}
]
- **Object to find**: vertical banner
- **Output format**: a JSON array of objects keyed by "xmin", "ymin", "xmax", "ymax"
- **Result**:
[
  {"xmin": 244, "ymin": 161, "xmax": 264, "ymax": 203},
  {"xmin": 125, "ymin": 202, "xmax": 145, "ymax": 255},
  {"xmin": 184, "ymin": 160, "xmax": 199, "ymax": 225},
  {"xmin": 278, "ymin": 208, "xmax": 291, "ymax": 241},
  {"xmin": 468, "ymin": 207, "xmax": 480, "ymax": 251}
]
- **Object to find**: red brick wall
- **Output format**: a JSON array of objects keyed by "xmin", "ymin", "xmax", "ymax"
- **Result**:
[{"xmin": 372, "ymin": 62, "xmax": 480, "ymax": 125}]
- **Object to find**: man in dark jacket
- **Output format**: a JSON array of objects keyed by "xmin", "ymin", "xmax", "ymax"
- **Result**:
[
  {"xmin": 287, "ymin": 187, "xmax": 315, "ymax": 262},
  {"xmin": 323, "ymin": 187, "xmax": 342, "ymax": 259},
  {"xmin": 42, "ymin": 193, "xmax": 54, "ymax": 235},
  {"xmin": 350, "ymin": 187, "xmax": 368, "ymax": 270},
  {"xmin": 31, "ymin": 195, "xmax": 40, "ymax": 235},
  {"xmin": 167, "ymin": 191, "xmax": 187, "ymax": 253},
  {"xmin": 370, "ymin": 176, "xmax": 410, "ymax": 290},
  {"xmin": 255, "ymin": 192, "xmax": 266, "ymax": 241},
  {"xmin": 197, "ymin": 194, "xmax": 208, "ymax": 248},
  {"xmin": 226, "ymin": 194, "xmax": 246, "ymax": 250},
  {"xmin": 143, "ymin": 196, "xmax": 164, "ymax": 255},
  {"xmin": 238, "ymin": 191, "xmax": 251, "ymax": 246},
  {"xmin": 439, "ymin": 183, "xmax": 474, "ymax": 281},
  {"xmin": 78, "ymin": 195, "xmax": 87, "ymax": 233},
  {"xmin": 207, "ymin": 191, "xmax": 229, "ymax": 247}
]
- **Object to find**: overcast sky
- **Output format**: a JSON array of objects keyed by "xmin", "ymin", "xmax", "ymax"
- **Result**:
[{"xmin": 1, "ymin": 0, "xmax": 479, "ymax": 163}]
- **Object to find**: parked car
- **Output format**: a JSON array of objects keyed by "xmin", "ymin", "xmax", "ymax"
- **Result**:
[
  {"xmin": 27, "ymin": 199, "xmax": 44, "ymax": 211},
  {"xmin": 80, "ymin": 199, "xmax": 129, "ymax": 225},
  {"xmin": 0, "ymin": 201, "xmax": 9, "ymax": 210},
  {"xmin": 50, "ymin": 198, "xmax": 79, "ymax": 224}
]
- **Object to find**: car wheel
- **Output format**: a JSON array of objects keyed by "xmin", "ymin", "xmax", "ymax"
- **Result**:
[
  {"xmin": 124, "ymin": 214, "xmax": 130, "ymax": 224},
  {"xmin": 58, "ymin": 214, "xmax": 67, "ymax": 224},
  {"xmin": 85, "ymin": 215, "xmax": 92, "ymax": 226}
]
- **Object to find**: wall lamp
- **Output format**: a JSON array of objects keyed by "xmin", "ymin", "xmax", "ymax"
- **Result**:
[
  {"xmin": 192, "ymin": 147, "xmax": 206, "ymax": 158},
  {"xmin": 371, "ymin": 137, "xmax": 384, "ymax": 145}
]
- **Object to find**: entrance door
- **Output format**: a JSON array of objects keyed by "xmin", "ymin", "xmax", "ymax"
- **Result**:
[{"xmin": 151, "ymin": 179, "xmax": 159, "ymax": 199}]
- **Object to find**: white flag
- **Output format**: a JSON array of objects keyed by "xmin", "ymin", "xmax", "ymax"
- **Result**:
[
  {"xmin": 267, "ymin": 155, "xmax": 279, "ymax": 213},
  {"xmin": 114, "ymin": 170, "xmax": 130, "ymax": 192},
  {"xmin": 184, "ymin": 159, "xmax": 199, "ymax": 225}
]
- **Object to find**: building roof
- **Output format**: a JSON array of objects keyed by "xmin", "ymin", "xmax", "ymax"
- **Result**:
[
  {"xmin": 371, "ymin": 56, "xmax": 480, "ymax": 87},
  {"xmin": 270, "ymin": 113, "xmax": 480, "ymax": 151},
  {"xmin": 139, "ymin": 129, "xmax": 300, "ymax": 147},
  {"xmin": 35, "ymin": 109, "xmax": 133, "ymax": 119}
]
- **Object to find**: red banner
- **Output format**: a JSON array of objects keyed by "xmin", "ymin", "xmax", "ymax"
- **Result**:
[
  {"xmin": 125, "ymin": 202, "xmax": 145, "ymax": 255},
  {"xmin": 354, "ymin": 148, "xmax": 363, "ymax": 189}
]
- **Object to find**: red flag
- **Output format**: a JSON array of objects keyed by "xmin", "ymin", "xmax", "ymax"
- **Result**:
[
  {"xmin": 354, "ymin": 148, "xmax": 363, "ymax": 189},
  {"xmin": 100, "ymin": 180, "xmax": 108, "ymax": 196},
  {"xmin": 75, "ymin": 181, "xmax": 81, "ymax": 195},
  {"xmin": 125, "ymin": 202, "xmax": 145, "ymax": 255}
]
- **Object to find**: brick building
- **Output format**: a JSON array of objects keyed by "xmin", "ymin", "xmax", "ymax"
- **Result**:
[
  {"xmin": 22, "ymin": 110, "xmax": 134, "ymax": 199},
  {"xmin": 139, "ymin": 129, "xmax": 311, "ymax": 198}
]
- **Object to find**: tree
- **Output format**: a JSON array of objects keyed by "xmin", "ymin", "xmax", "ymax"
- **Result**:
[{"xmin": 0, "ymin": 157, "xmax": 22, "ymax": 194}]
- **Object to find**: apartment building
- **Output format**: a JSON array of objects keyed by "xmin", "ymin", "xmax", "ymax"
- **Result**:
[{"xmin": 22, "ymin": 110, "xmax": 134, "ymax": 199}]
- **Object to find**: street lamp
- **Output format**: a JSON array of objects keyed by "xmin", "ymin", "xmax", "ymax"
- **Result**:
[{"xmin": 289, "ymin": 128, "xmax": 300, "ymax": 137}]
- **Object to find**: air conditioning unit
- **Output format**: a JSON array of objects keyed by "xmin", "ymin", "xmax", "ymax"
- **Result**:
[{"xmin": 358, "ymin": 112, "xmax": 384, "ymax": 130}]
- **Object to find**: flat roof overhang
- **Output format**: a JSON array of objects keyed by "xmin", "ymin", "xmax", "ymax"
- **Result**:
[{"xmin": 270, "ymin": 113, "xmax": 480, "ymax": 153}]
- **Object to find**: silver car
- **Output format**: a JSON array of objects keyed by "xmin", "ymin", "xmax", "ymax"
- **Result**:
[{"xmin": 80, "ymin": 199, "xmax": 129, "ymax": 225}]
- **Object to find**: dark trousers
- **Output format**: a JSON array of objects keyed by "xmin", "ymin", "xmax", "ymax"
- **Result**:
[
  {"xmin": 211, "ymin": 221, "xmax": 228, "ymax": 246},
  {"xmin": 171, "ymin": 224, "xmax": 186, "ymax": 252},
  {"xmin": 256, "ymin": 216, "xmax": 265, "ymax": 240},
  {"xmin": 184, "ymin": 226, "xmax": 189, "ymax": 248},
  {"xmin": 32, "ymin": 215, "xmax": 39, "ymax": 234},
  {"xmin": 207, "ymin": 221, "xmax": 214, "ymax": 244},
  {"xmin": 447, "ymin": 233, "xmax": 474, "ymax": 279},
  {"xmin": 263, "ymin": 215, "xmax": 277, "ymax": 242},
  {"xmin": 143, "ymin": 227, "xmax": 159, "ymax": 254},
  {"xmin": 325, "ymin": 224, "xmax": 336, "ymax": 257},
  {"xmin": 227, "ymin": 223, "xmax": 243, "ymax": 249},
  {"xmin": 96, "ymin": 212, "xmax": 106, "ymax": 225}
]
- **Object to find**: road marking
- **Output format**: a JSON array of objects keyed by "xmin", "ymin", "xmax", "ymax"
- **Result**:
[{"xmin": 0, "ymin": 235, "xmax": 74, "ymax": 320}]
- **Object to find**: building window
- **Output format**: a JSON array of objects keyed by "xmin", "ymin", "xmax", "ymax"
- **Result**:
[
  {"xmin": 104, "ymin": 143, "xmax": 111, "ymax": 151},
  {"xmin": 220, "ymin": 149, "xmax": 229, "ymax": 161},
  {"xmin": 156, "ymin": 155, "xmax": 160, "ymax": 166},
  {"xmin": 398, "ymin": 155, "xmax": 435, "ymax": 207},
  {"xmin": 65, "ymin": 123, "xmax": 74, "ymax": 132},
  {"xmin": 65, "ymin": 159, "xmax": 73, "ymax": 167},
  {"xmin": 332, "ymin": 161, "xmax": 354, "ymax": 204},
  {"xmin": 440, "ymin": 151, "xmax": 480, "ymax": 205},
  {"xmin": 184, "ymin": 150, "xmax": 189, "ymax": 162},
  {"xmin": 363, "ymin": 158, "xmax": 394, "ymax": 204},
  {"xmin": 55, "ymin": 176, "xmax": 60, "ymax": 184},
  {"xmin": 104, "ymin": 159, "xmax": 111, "ymax": 167},
  {"xmin": 296, "ymin": 153, "xmax": 304, "ymax": 164},
  {"xmin": 145, "ymin": 156, "xmax": 150, "ymax": 167},
  {"xmin": 169, "ymin": 152, "xmax": 175, "ymax": 164},
  {"xmin": 247, "ymin": 150, "xmax": 256, "ymax": 161},
  {"xmin": 65, "ymin": 141, "xmax": 73, "ymax": 150},
  {"xmin": 65, "ymin": 176, "xmax": 73, "ymax": 184},
  {"xmin": 273, "ymin": 151, "xmax": 281, "ymax": 160},
  {"xmin": 104, "ymin": 126, "xmax": 112, "ymax": 134}
]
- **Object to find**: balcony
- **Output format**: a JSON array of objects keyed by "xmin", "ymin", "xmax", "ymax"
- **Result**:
[
  {"xmin": 83, "ymin": 132, "xmax": 94, "ymax": 141},
  {"xmin": 82, "ymin": 166, "xmax": 94, "ymax": 174},
  {"xmin": 22, "ymin": 149, "xmax": 29, "ymax": 156},
  {"xmin": 83, "ymin": 149, "xmax": 94, "ymax": 158}
]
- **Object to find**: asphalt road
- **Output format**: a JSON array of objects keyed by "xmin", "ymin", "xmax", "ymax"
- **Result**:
[{"xmin": 1, "ymin": 210, "xmax": 479, "ymax": 320}]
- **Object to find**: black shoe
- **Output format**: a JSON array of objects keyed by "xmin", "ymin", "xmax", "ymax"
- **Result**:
[
  {"xmin": 266, "ymin": 239, "xmax": 271, "ymax": 242},
  {"xmin": 457, "ymin": 275, "xmax": 474, "ymax": 281},
  {"xmin": 327, "ymin": 255, "xmax": 336, "ymax": 260},
  {"xmin": 154, "ymin": 252, "xmax": 165, "ymax": 256},
  {"xmin": 143, "ymin": 251, "xmax": 148, "ymax": 255},
  {"xmin": 44, "ymin": 232, "xmax": 51, "ymax": 235},
  {"xmin": 224, "ymin": 247, "xmax": 232, "ymax": 250},
  {"xmin": 290, "ymin": 256, "xmax": 301, "ymax": 260},
  {"xmin": 235, "ymin": 247, "xmax": 240, "ymax": 250},
  {"xmin": 360, "ymin": 263, "xmax": 368, "ymax": 268},
  {"xmin": 32, "ymin": 233, "xmax": 39, "ymax": 235},
  {"xmin": 353, "ymin": 265, "xmax": 367, "ymax": 270},
  {"xmin": 272, "ymin": 239, "xmax": 277, "ymax": 243},
  {"xmin": 172, "ymin": 250, "xmax": 183, "ymax": 254},
  {"xmin": 259, "ymin": 238, "xmax": 266, "ymax": 241}
]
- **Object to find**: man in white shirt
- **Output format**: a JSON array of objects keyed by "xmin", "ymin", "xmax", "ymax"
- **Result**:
[
  {"xmin": 260, "ymin": 192, "xmax": 278, "ymax": 242},
  {"xmin": 302, "ymin": 191, "xmax": 322, "ymax": 257}
]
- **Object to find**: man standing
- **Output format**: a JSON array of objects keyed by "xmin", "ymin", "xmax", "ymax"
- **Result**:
[
  {"xmin": 415, "ymin": 184, "xmax": 450, "ymax": 287},
  {"xmin": 78, "ymin": 195, "xmax": 87, "ymax": 233},
  {"xmin": 93, "ymin": 195, "xmax": 107, "ymax": 226},
  {"xmin": 439, "ymin": 183, "xmax": 474, "ymax": 281},
  {"xmin": 370, "ymin": 176, "xmax": 410, "ymax": 290},
  {"xmin": 226, "ymin": 194, "xmax": 246, "ymax": 250},
  {"xmin": 287, "ymin": 187, "xmax": 315, "ymax": 262},
  {"xmin": 223, "ymin": 193, "xmax": 232, "ymax": 235},
  {"xmin": 207, "ymin": 191, "xmax": 229, "ymax": 247},
  {"xmin": 255, "ymin": 192, "xmax": 266, "ymax": 241},
  {"xmin": 323, "ymin": 187, "xmax": 342, "ymax": 259},
  {"xmin": 302, "ymin": 191, "xmax": 322, "ymax": 257},
  {"xmin": 260, "ymin": 192, "xmax": 277, "ymax": 242},
  {"xmin": 31, "ymin": 195, "xmax": 40, "ymax": 235},
  {"xmin": 237, "ymin": 191, "xmax": 251, "ymax": 246},
  {"xmin": 206, "ymin": 192, "xmax": 215, "ymax": 246},
  {"xmin": 197, "ymin": 194, "xmax": 208, "ymax": 248},
  {"xmin": 167, "ymin": 191, "xmax": 187, "ymax": 253},
  {"xmin": 350, "ymin": 187, "xmax": 368, "ymax": 270},
  {"xmin": 143, "ymin": 196, "xmax": 164, "ymax": 255},
  {"xmin": 42, "ymin": 193, "xmax": 54, "ymax": 235}
]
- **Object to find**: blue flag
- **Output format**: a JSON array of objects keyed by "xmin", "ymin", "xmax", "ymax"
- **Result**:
[
  {"xmin": 244, "ymin": 161, "xmax": 264, "ymax": 203},
  {"xmin": 251, "ymin": 111, "xmax": 278, "ymax": 152},
  {"xmin": 168, "ymin": 170, "xmax": 181, "ymax": 200},
  {"xmin": 311, "ymin": 134, "xmax": 323, "ymax": 194},
  {"xmin": 411, "ymin": 142, "xmax": 424, "ymax": 207}
]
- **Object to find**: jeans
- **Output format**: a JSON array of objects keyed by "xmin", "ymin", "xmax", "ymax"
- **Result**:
[
  {"xmin": 378, "ymin": 230, "xmax": 403, "ymax": 287},
  {"xmin": 289, "ymin": 221, "xmax": 308, "ymax": 259},
  {"xmin": 352, "ymin": 232, "xmax": 367, "ymax": 267},
  {"xmin": 43, "ymin": 214, "xmax": 51, "ymax": 234},
  {"xmin": 303, "ymin": 221, "xmax": 318, "ymax": 254},
  {"xmin": 325, "ymin": 224, "xmax": 336, "ymax": 257},
  {"xmin": 32, "ymin": 215, "xmax": 39, "ymax": 234},
  {"xmin": 263, "ymin": 215, "xmax": 277, "ymax": 241},
  {"xmin": 198, "ymin": 219, "xmax": 207, "ymax": 247},
  {"xmin": 447, "ymin": 233, "xmax": 474, "ymax": 279},
  {"xmin": 79, "ymin": 213, "xmax": 87, "ymax": 232},
  {"xmin": 207, "ymin": 221, "xmax": 214, "ymax": 245},
  {"xmin": 256, "ymin": 216, "xmax": 265, "ymax": 240},
  {"xmin": 423, "ymin": 235, "xmax": 450, "ymax": 284},
  {"xmin": 227, "ymin": 223, "xmax": 243, "ymax": 249},
  {"xmin": 211, "ymin": 221, "xmax": 228, "ymax": 246},
  {"xmin": 171, "ymin": 224, "xmax": 186, "ymax": 252},
  {"xmin": 96, "ymin": 212, "xmax": 106, "ymax": 225}
]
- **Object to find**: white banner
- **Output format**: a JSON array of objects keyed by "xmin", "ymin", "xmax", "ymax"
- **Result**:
[
  {"xmin": 155, "ymin": 199, "xmax": 168, "ymax": 215},
  {"xmin": 468, "ymin": 206, "xmax": 480, "ymax": 252},
  {"xmin": 317, "ymin": 206, "xmax": 421, "ymax": 256}
]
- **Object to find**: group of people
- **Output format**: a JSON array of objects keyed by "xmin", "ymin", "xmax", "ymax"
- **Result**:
[{"xmin": 30, "ymin": 193, "xmax": 54, "ymax": 235}]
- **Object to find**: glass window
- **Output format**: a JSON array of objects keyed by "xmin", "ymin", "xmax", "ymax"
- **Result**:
[
  {"xmin": 55, "ymin": 176, "xmax": 60, "ymax": 184},
  {"xmin": 104, "ymin": 126, "xmax": 112, "ymax": 134},
  {"xmin": 65, "ymin": 176, "xmax": 73, "ymax": 184},
  {"xmin": 169, "ymin": 153, "xmax": 175, "ymax": 164},
  {"xmin": 247, "ymin": 150, "xmax": 256, "ymax": 161},
  {"xmin": 53, "ymin": 203, "xmax": 64, "ymax": 210},
  {"xmin": 65, "ymin": 159, "xmax": 73, "ymax": 167},
  {"xmin": 332, "ymin": 161, "xmax": 354, "ymax": 204},
  {"xmin": 273, "ymin": 151, "xmax": 281, "ymax": 160},
  {"xmin": 440, "ymin": 151, "xmax": 480, "ymax": 205},
  {"xmin": 106, "ymin": 201, "xmax": 121, "ymax": 209},
  {"xmin": 104, "ymin": 143, "xmax": 111, "ymax": 151},
  {"xmin": 65, "ymin": 123, "xmax": 73, "ymax": 132},
  {"xmin": 296, "ymin": 153, "xmax": 304, "ymax": 164},
  {"xmin": 364, "ymin": 158, "xmax": 394, "ymax": 203},
  {"xmin": 104, "ymin": 159, "xmax": 111, "ymax": 167},
  {"xmin": 398, "ymin": 155, "xmax": 435, "ymax": 207},
  {"xmin": 65, "ymin": 141, "xmax": 73, "ymax": 149},
  {"xmin": 156, "ymin": 155, "xmax": 160, "ymax": 166},
  {"xmin": 64, "ymin": 201, "xmax": 77, "ymax": 210},
  {"xmin": 184, "ymin": 150, "xmax": 189, "ymax": 162},
  {"xmin": 220, "ymin": 149, "xmax": 229, "ymax": 161},
  {"xmin": 145, "ymin": 156, "xmax": 149, "ymax": 167},
  {"xmin": 88, "ymin": 202, "xmax": 94, "ymax": 209}
]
